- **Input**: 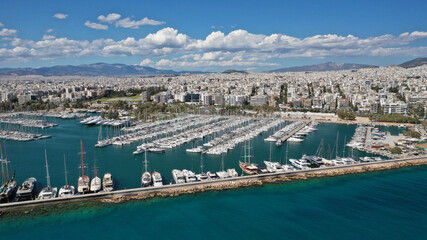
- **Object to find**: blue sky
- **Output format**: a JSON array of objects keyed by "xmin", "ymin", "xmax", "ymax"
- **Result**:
[{"xmin": 0, "ymin": 0, "xmax": 426, "ymax": 71}]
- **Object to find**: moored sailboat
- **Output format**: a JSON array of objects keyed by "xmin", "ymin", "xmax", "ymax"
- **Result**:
[
  {"xmin": 77, "ymin": 140, "xmax": 90, "ymax": 194},
  {"xmin": 141, "ymin": 151, "xmax": 152, "ymax": 187},
  {"xmin": 0, "ymin": 142, "xmax": 17, "ymax": 202},
  {"xmin": 38, "ymin": 149, "xmax": 58, "ymax": 200},
  {"xmin": 59, "ymin": 154, "xmax": 75, "ymax": 197},
  {"xmin": 90, "ymin": 154, "xmax": 101, "ymax": 193}
]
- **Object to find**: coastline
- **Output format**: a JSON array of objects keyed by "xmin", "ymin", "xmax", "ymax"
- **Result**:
[{"xmin": 1, "ymin": 156, "xmax": 426, "ymax": 219}]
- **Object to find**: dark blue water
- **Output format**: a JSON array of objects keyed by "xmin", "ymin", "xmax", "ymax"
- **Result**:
[
  {"xmin": 2, "ymin": 118, "xmax": 399, "ymax": 191},
  {"xmin": 0, "ymin": 166, "xmax": 426, "ymax": 239}
]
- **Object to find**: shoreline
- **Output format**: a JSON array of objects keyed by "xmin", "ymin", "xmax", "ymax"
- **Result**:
[{"xmin": 1, "ymin": 156, "xmax": 426, "ymax": 219}]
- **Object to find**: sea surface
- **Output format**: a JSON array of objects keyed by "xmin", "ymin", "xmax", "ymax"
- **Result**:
[
  {"xmin": 0, "ymin": 166, "xmax": 426, "ymax": 239},
  {"xmin": 3, "ymin": 116, "xmax": 424, "ymax": 239}
]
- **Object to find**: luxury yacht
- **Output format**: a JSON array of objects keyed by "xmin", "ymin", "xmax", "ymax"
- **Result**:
[
  {"xmin": 151, "ymin": 172, "xmax": 163, "ymax": 187},
  {"xmin": 182, "ymin": 169, "xmax": 197, "ymax": 182},
  {"xmin": 289, "ymin": 158, "xmax": 310, "ymax": 170},
  {"xmin": 103, "ymin": 173, "xmax": 114, "ymax": 192},
  {"xmin": 16, "ymin": 177, "xmax": 37, "ymax": 201},
  {"xmin": 172, "ymin": 169, "xmax": 186, "ymax": 184}
]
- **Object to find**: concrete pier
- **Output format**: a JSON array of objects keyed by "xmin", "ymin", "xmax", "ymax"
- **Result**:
[{"xmin": 280, "ymin": 121, "xmax": 308, "ymax": 142}]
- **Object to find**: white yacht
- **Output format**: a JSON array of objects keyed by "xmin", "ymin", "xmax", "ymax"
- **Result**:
[
  {"xmin": 227, "ymin": 168, "xmax": 239, "ymax": 177},
  {"xmin": 182, "ymin": 169, "xmax": 197, "ymax": 182},
  {"xmin": 152, "ymin": 172, "xmax": 163, "ymax": 187},
  {"xmin": 103, "ymin": 173, "xmax": 114, "ymax": 192},
  {"xmin": 38, "ymin": 150, "xmax": 58, "ymax": 200},
  {"xmin": 172, "ymin": 169, "xmax": 186, "ymax": 184},
  {"xmin": 264, "ymin": 161, "xmax": 284, "ymax": 172},
  {"xmin": 289, "ymin": 158, "xmax": 310, "ymax": 170},
  {"xmin": 16, "ymin": 177, "xmax": 37, "ymax": 201},
  {"xmin": 186, "ymin": 146, "xmax": 204, "ymax": 153},
  {"xmin": 59, "ymin": 155, "xmax": 75, "ymax": 198},
  {"xmin": 206, "ymin": 171, "xmax": 218, "ymax": 180}
]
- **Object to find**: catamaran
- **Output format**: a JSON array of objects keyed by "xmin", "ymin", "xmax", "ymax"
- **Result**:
[
  {"xmin": 59, "ymin": 154, "xmax": 75, "ymax": 197},
  {"xmin": 38, "ymin": 150, "xmax": 58, "ymax": 200},
  {"xmin": 77, "ymin": 140, "xmax": 90, "ymax": 194}
]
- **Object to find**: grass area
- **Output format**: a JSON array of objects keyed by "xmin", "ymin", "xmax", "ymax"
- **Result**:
[{"xmin": 97, "ymin": 95, "xmax": 143, "ymax": 102}]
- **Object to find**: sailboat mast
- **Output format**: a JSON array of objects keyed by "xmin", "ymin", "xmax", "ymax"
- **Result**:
[
  {"xmin": 285, "ymin": 143, "xmax": 288, "ymax": 165},
  {"xmin": 200, "ymin": 154, "xmax": 204, "ymax": 173},
  {"xmin": 335, "ymin": 132, "xmax": 339, "ymax": 159},
  {"xmin": 80, "ymin": 140, "xmax": 85, "ymax": 176},
  {"xmin": 144, "ymin": 151, "xmax": 148, "ymax": 173},
  {"xmin": 0, "ymin": 142, "xmax": 5, "ymax": 185},
  {"xmin": 45, "ymin": 149, "xmax": 51, "ymax": 188},
  {"xmin": 94, "ymin": 153, "xmax": 98, "ymax": 177},
  {"xmin": 342, "ymin": 135, "xmax": 346, "ymax": 157},
  {"xmin": 221, "ymin": 153, "xmax": 224, "ymax": 171},
  {"xmin": 4, "ymin": 143, "xmax": 9, "ymax": 180},
  {"xmin": 269, "ymin": 142, "xmax": 272, "ymax": 161},
  {"xmin": 64, "ymin": 154, "xmax": 68, "ymax": 186}
]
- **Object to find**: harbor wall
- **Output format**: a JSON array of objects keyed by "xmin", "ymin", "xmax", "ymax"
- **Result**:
[{"xmin": 1, "ymin": 156, "xmax": 426, "ymax": 216}]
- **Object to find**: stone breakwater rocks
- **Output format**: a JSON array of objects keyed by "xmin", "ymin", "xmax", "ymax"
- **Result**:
[{"xmin": 104, "ymin": 180, "xmax": 263, "ymax": 204}]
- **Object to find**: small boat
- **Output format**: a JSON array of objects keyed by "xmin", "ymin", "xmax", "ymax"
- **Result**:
[
  {"xmin": 15, "ymin": 177, "xmax": 37, "ymax": 201},
  {"xmin": 206, "ymin": 171, "xmax": 218, "ymax": 180},
  {"xmin": 133, "ymin": 148, "xmax": 145, "ymax": 155},
  {"xmin": 147, "ymin": 147, "xmax": 165, "ymax": 153},
  {"xmin": 151, "ymin": 172, "xmax": 163, "ymax": 187},
  {"xmin": 186, "ymin": 146, "xmax": 204, "ymax": 153},
  {"xmin": 103, "ymin": 173, "xmax": 114, "ymax": 192},
  {"xmin": 38, "ymin": 150, "xmax": 58, "ymax": 200},
  {"xmin": 59, "ymin": 155, "xmax": 75, "ymax": 198}
]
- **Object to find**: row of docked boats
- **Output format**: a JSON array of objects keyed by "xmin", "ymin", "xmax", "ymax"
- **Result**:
[
  {"xmin": 264, "ymin": 121, "xmax": 304, "ymax": 145},
  {"xmin": 171, "ymin": 168, "xmax": 239, "ymax": 183},
  {"xmin": 80, "ymin": 116, "xmax": 131, "ymax": 127},
  {"xmin": 287, "ymin": 122, "xmax": 318, "ymax": 142}
]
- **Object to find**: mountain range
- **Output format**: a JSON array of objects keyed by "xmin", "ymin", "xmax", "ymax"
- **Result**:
[{"xmin": 0, "ymin": 58, "xmax": 425, "ymax": 76}]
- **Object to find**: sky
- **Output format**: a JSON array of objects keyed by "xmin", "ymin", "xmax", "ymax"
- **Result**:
[{"xmin": 0, "ymin": 0, "xmax": 426, "ymax": 71}]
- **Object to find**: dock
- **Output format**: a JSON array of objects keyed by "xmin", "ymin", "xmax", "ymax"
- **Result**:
[
  {"xmin": 280, "ymin": 121, "xmax": 308, "ymax": 142},
  {"xmin": 2, "ymin": 155, "xmax": 425, "ymax": 212}
]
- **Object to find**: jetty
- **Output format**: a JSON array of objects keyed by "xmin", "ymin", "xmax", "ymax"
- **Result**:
[
  {"xmin": 279, "ymin": 121, "xmax": 308, "ymax": 142},
  {"xmin": 1, "ymin": 156, "xmax": 426, "ymax": 213}
]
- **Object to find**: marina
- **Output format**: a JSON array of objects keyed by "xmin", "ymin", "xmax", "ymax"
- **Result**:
[{"xmin": 0, "ymin": 114, "xmax": 424, "ymax": 208}]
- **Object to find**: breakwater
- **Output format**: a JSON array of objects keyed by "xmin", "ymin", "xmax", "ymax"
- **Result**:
[{"xmin": 1, "ymin": 156, "xmax": 426, "ymax": 217}]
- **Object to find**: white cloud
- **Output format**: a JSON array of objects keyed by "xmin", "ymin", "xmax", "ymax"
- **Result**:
[
  {"xmin": 46, "ymin": 29, "xmax": 54, "ymax": 33},
  {"xmin": 115, "ymin": 17, "xmax": 165, "ymax": 29},
  {"xmin": 42, "ymin": 35, "xmax": 56, "ymax": 40},
  {"xmin": 53, "ymin": 13, "xmax": 68, "ymax": 19},
  {"xmin": 0, "ymin": 28, "xmax": 17, "ymax": 37},
  {"xmin": 84, "ymin": 21, "xmax": 108, "ymax": 30},
  {"xmin": 139, "ymin": 59, "xmax": 153, "ymax": 66},
  {"xmin": 98, "ymin": 13, "xmax": 121, "ymax": 23},
  {"xmin": 0, "ymin": 22, "xmax": 4, "ymax": 28},
  {"xmin": 1, "ymin": 28, "xmax": 427, "ymax": 70}
]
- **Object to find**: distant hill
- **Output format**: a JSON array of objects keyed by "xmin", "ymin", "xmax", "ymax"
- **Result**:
[
  {"xmin": 268, "ymin": 62, "xmax": 377, "ymax": 73},
  {"xmin": 0, "ymin": 63, "xmax": 206, "ymax": 76},
  {"xmin": 398, "ymin": 58, "xmax": 427, "ymax": 68},
  {"xmin": 222, "ymin": 69, "xmax": 248, "ymax": 74}
]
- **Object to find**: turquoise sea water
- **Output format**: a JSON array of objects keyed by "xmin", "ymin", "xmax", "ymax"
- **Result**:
[
  {"xmin": 0, "ymin": 117, "xmax": 424, "ymax": 239},
  {"xmin": 1, "ymin": 166, "xmax": 426, "ymax": 239},
  {"xmin": 2, "ymin": 117, "xmax": 391, "ymax": 190}
]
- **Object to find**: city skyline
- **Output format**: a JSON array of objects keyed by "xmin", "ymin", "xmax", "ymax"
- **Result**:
[{"xmin": 0, "ymin": 0, "xmax": 426, "ymax": 71}]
